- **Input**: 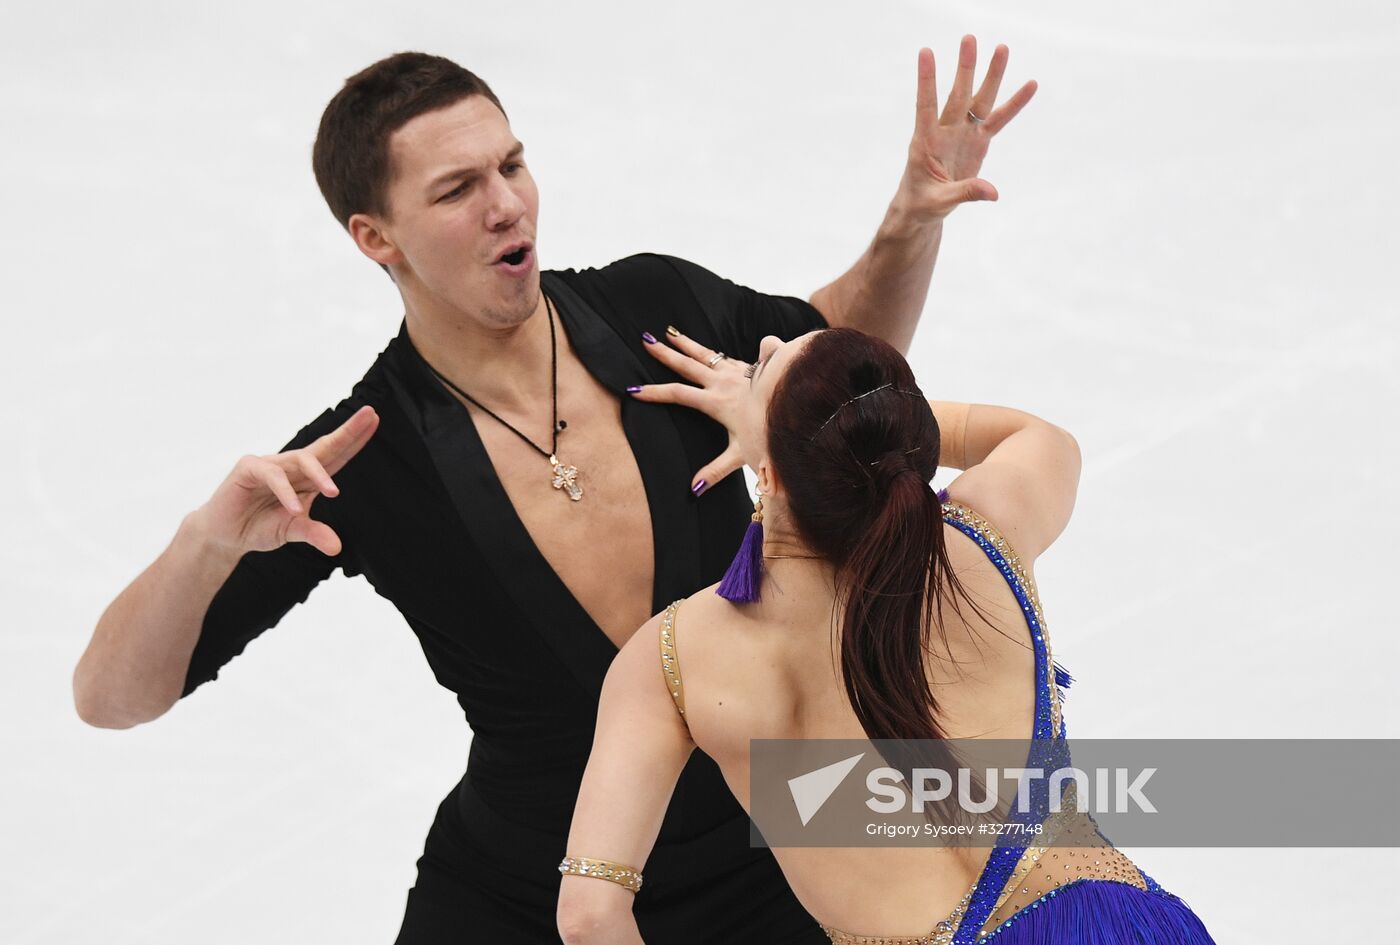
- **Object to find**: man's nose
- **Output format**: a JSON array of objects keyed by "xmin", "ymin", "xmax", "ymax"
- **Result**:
[{"xmin": 484, "ymin": 176, "xmax": 527, "ymax": 230}]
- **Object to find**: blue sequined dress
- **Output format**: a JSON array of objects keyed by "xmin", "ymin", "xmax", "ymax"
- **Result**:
[{"xmin": 661, "ymin": 498, "xmax": 1218, "ymax": 944}]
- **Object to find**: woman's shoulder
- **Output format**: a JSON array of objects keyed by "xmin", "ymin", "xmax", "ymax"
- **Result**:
[
  {"xmin": 939, "ymin": 484, "xmax": 1045, "ymax": 577},
  {"xmin": 656, "ymin": 588, "xmax": 782, "ymax": 691},
  {"xmin": 668, "ymin": 587, "xmax": 832, "ymax": 692},
  {"xmin": 669, "ymin": 584, "xmax": 761, "ymax": 641}
]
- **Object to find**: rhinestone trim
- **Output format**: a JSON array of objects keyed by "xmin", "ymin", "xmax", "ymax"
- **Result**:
[
  {"xmin": 939, "ymin": 501, "xmax": 1062, "ymax": 739},
  {"xmin": 821, "ymin": 881, "xmax": 976, "ymax": 945},
  {"xmin": 660, "ymin": 599, "xmax": 687, "ymax": 718},
  {"xmin": 557, "ymin": 855, "xmax": 644, "ymax": 893}
]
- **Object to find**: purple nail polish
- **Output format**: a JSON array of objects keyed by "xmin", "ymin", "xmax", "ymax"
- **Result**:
[
  {"xmin": 642, "ymin": 331, "xmax": 657, "ymax": 344},
  {"xmin": 626, "ymin": 385, "xmax": 642, "ymax": 394},
  {"xmin": 691, "ymin": 479, "xmax": 707, "ymax": 495}
]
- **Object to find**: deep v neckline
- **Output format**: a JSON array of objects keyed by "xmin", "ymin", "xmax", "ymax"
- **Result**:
[{"xmin": 383, "ymin": 272, "xmax": 704, "ymax": 698}]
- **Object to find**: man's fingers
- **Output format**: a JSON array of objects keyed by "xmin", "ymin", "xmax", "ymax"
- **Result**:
[
  {"xmin": 960, "ymin": 178, "xmax": 998, "ymax": 203},
  {"xmin": 941, "ymin": 34, "xmax": 978, "ymax": 120},
  {"xmin": 924, "ymin": 178, "xmax": 997, "ymax": 219},
  {"xmin": 247, "ymin": 457, "xmax": 303, "ymax": 515},
  {"xmin": 284, "ymin": 516, "xmax": 342, "ymax": 557},
  {"xmin": 982, "ymin": 79, "xmax": 1037, "ymax": 136},
  {"xmin": 312, "ymin": 405, "xmax": 380, "ymax": 472},
  {"xmin": 968, "ymin": 43, "xmax": 1009, "ymax": 122},
  {"xmin": 913, "ymin": 47, "xmax": 939, "ymax": 137},
  {"xmin": 290, "ymin": 450, "xmax": 339, "ymax": 498}
]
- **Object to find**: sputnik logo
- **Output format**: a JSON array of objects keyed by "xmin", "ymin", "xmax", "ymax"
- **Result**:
[{"xmin": 787, "ymin": 753, "xmax": 865, "ymax": 826}]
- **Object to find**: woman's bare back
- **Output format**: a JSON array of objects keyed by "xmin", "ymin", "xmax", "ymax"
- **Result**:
[{"xmin": 669, "ymin": 514, "xmax": 1043, "ymax": 937}]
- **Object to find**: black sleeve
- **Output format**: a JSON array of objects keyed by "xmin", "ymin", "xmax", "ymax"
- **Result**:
[
  {"xmin": 568, "ymin": 253, "xmax": 829, "ymax": 365},
  {"xmin": 655, "ymin": 254, "xmax": 829, "ymax": 363},
  {"xmin": 179, "ymin": 404, "xmax": 360, "ymax": 699}
]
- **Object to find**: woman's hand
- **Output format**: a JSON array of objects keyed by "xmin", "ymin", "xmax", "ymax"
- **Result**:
[{"xmin": 631, "ymin": 328, "xmax": 753, "ymax": 496}]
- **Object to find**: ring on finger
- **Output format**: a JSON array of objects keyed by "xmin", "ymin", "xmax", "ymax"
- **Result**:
[
  {"xmin": 966, "ymin": 109, "xmax": 986, "ymax": 123},
  {"xmin": 706, "ymin": 351, "xmax": 729, "ymax": 368}
]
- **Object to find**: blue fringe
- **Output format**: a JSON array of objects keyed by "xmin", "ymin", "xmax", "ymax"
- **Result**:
[
  {"xmin": 716, "ymin": 517, "xmax": 764, "ymax": 603},
  {"xmin": 1053, "ymin": 661, "xmax": 1074, "ymax": 692},
  {"xmin": 976, "ymin": 880, "xmax": 1216, "ymax": 943}
]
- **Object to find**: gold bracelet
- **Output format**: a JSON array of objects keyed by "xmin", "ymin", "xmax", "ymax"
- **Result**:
[{"xmin": 557, "ymin": 855, "xmax": 644, "ymax": 893}]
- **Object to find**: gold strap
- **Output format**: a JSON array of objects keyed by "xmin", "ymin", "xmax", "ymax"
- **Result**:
[
  {"xmin": 558, "ymin": 855, "xmax": 644, "ymax": 893},
  {"xmin": 659, "ymin": 599, "xmax": 686, "ymax": 718}
]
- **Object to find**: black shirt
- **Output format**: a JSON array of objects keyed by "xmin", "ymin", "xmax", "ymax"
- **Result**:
[{"xmin": 180, "ymin": 253, "xmax": 831, "ymax": 942}]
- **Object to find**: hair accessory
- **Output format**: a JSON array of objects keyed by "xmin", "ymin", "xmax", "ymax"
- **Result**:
[
  {"xmin": 557, "ymin": 855, "xmax": 643, "ymax": 893},
  {"xmin": 716, "ymin": 486, "xmax": 765, "ymax": 603},
  {"xmin": 808, "ymin": 382, "xmax": 925, "ymax": 442},
  {"xmin": 869, "ymin": 446, "xmax": 922, "ymax": 465}
]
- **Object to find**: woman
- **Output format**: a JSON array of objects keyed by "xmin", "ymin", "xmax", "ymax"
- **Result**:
[{"xmin": 554, "ymin": 326, "xmax": 1216, "ymax": 943}]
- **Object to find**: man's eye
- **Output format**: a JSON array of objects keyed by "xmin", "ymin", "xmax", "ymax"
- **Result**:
[
  {"xmin": 441, "ymin": 182, "xmax": 468, "ymax": 201},
  {"xmin": 503, "ymin": 162, "xmax": 523, "ymax": 174}
]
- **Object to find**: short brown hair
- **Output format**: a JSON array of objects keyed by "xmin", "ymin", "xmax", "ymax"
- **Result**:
[{"xmin": 312, "ymin": 52, "xmax": 506, "ymax": 228}]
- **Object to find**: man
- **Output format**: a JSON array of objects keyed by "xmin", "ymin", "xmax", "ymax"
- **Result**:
[{"xmin": 73, "ymin": 40, "xmax": 1033, "ymax": 943}]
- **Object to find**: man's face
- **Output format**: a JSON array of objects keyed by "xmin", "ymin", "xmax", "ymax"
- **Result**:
[{"xmin": 369, "ymin": 95, "xmax": 540, "ymax": 327}]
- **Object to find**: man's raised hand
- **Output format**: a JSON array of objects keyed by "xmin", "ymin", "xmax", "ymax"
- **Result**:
[
  {"xmin": 193, "ymin": 405, "xmax": 379, "ymax": 558},
  {"xmin": 899, "ymin": 35, "xmax": 1038, "ymax": 221}
]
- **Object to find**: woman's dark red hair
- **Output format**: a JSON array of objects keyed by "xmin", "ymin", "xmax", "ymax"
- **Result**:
[{"xmin": 766, "ymin": 328, "xmax": 998, "ymax": 760}]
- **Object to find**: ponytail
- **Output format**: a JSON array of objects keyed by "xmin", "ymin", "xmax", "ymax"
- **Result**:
[
  {"xmin": 835, "ymin": 453, "xmax": 1000, "ymax": 827},
  {"xmin": 763, "ymin": 327, "xmax": 1003, "ymax": 822},
  {"xmin": 835, "ymin": 455, "xmax": 947, "ymax": 745}
]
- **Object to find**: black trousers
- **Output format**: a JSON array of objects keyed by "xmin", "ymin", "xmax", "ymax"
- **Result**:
[{"xmin": 392, "ymin": 772, "xmax": 827, "ymax": 944}]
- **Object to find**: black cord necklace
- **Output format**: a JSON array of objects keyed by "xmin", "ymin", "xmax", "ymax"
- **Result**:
[{"xmin": 423, "ymin": 288, "xmax": 584, "ymax": 501}]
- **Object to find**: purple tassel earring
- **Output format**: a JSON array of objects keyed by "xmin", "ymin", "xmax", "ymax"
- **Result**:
[{"xmin": 716, "ymin": 488, "xmax": 764, "ymax": 603}]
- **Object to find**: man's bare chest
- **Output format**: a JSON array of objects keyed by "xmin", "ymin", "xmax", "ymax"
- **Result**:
[{"xmin": 466, "ymin": 370, "xmax": 657, "ymax": 649}]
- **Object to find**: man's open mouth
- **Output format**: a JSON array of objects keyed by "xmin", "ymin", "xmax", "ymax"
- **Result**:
[{"xmin": 496, "ymin": 243, "xmax": 531, "ymax": 267}]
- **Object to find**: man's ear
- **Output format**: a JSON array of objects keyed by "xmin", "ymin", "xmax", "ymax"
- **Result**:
[{"xmin": 348, "ymin": 212, "xmax": 404, "ymax": 268}]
